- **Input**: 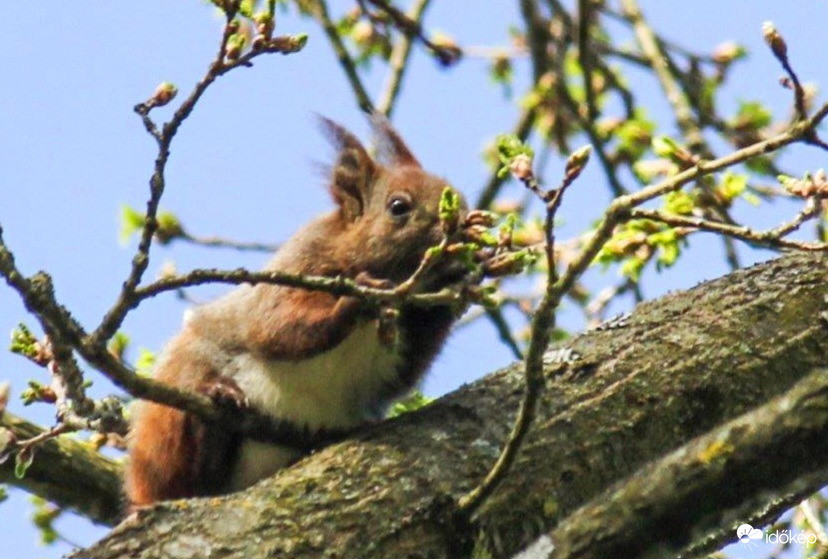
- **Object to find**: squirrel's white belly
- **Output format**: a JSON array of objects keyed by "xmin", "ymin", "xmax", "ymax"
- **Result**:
[{"xmin": 226, "ymin": 322, "xmax": 400, "ymax": 490}]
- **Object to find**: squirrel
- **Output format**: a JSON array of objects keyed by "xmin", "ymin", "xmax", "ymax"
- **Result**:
[{"xmin": 126, "ymin": 117, "xmax": 468, "ymax": 507}]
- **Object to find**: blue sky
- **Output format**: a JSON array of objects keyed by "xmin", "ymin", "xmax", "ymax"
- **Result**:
[{"xmin": 0, "ymin": 1, "xmax": 825, "ymax": 557}]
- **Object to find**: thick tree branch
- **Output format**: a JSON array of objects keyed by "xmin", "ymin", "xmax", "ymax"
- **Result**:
[
  {"xmin": 0, "ymin": 411, "xmax": 122, "ymax": 525},
  {"xmin": 74, "ymin": 251, "xmax": 828, "ymax": 559},
  {"xmin": 549, "ymin": 368, "xmax": 828, "ymax": 559}
]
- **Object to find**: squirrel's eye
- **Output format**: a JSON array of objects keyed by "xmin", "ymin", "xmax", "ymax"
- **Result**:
[{"xmin": 387, "ymin": 196, "xmax": 412, "ymax": 217}]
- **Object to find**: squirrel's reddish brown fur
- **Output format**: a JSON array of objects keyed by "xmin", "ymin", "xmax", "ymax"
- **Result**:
[{"xmin": 127, "ymin": 117, "xmax": 466, "ymax": 507}]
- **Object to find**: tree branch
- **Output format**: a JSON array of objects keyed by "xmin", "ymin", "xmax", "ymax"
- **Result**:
[
  {"xmin": 312, "ymin": 0, "xmax": 375, "ymax": 113},
  {"xmin": 0, "ymin": 411, "xmax": 122, "ymax": 526},
  {"xmin": 376, "ymin": 0, "xmax": 432, "ymax": 117},
  {"xmin": 74, "ymin": 251, "xmax": 828, "ymax": 558},
  {"xmin": 549, "ymin": 368, "xmax": 828, "ymax": 559}
]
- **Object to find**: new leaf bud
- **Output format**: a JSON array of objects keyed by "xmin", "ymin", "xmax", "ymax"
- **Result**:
[{"xmin": 762, "ymin": 21, "xmax": 788, "ymax": 60}]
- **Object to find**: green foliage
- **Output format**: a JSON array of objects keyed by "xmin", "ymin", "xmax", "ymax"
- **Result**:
[
  {"xmin": 20, "ymin": 381, "xmax": 50, "ymax": 406},
  {"xmin": 107, "ymin": 332, "xmax": 131, "ymax": 361},
  {"xmin": 155, "ymin": 211, "xmax": 184, "ymax": 244},
  {"xmin": 119, "ymin": 205, "xmax": 145, "ymax": 244},
  {"xmin": 632, "ymin": 158, "xmax": 678, "ymax": 184},
  {"xmin": 135, "ymin": 349, "xmax": 156, "ymax": 377},
  {"xmin": 649, "ymin": 228, "xmax": 681, "ymax": 270},
  {"xmin": 597, "ymin": 219, "xmax": 685, "ymax": 281},
  {"xmin": 0, "ymin": 485, "xmax": 7, "ymax": 504},
  {"xmin": 226, "ymin": 32, "xmax": 247, "ymax": 53},
  {"xmin": 731, "ymin": 100, "xmax": 772, "ymax": 130},
  {"xmin": 651, "ymin": 135, "xmax": 686, "ymax": 163},
  {"xmin": 9, "ymin": 323, "xmax": 38, "ymax": 360},
  {"xmin": 119, "ymin": 206, "xmax": 183, "ymax": 245},
  {"xmin": 439, "ymin": 187, "xmax": 461, "ymax": 233},
  {"xmin": 388, "ymin": 391, "xmax": 434, "ymax": 418},
  {"xmin": 494, "ymin": 135, "xmax": 534, "ymax": 179},
  {"xmin": 714, "ymin": 172, "xmax": 748, "ymax": 205},
  {"xmin": 30, "ymin": 496, "xmax": 61, "ymax": 546},
  {"xmin": 614, "ymin": 110, "xmax": 655, "ymax": 160},
  {"xmin": 15, "ymin": 448, "xmax": 33, "ymax": 480},
  {"xmin": 663, "ymin": 191, "xmax": 695, "ymax": 215},
  {"xmin": 744, "ymin": 154, "xmax": 776, "ymax": 176},
  {"xmin": 489, "ymin": 56, "xmax": 514, "ymax": 98},
  {"xmin": 337, "ymin": 14, "xmax": 391, "ymax": 68},
  {"xmin": 239, "ymin": 0, "xmax": 256, "ymax": 18}
]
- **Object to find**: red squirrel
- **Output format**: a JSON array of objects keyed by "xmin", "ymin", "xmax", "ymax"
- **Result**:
[{"xmin": 126, "ymin": 117, "xmax": 467, "ymax": 507}]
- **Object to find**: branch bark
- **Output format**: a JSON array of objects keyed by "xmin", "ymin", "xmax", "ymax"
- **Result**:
[
  {"xmin": 62, "ymin": 251, "xmax": 828, "ymax": 558},
  {"xmin": 0, "ymin": 411, "xmax": 122, "ymax": 525},
  {"xmin": 550, "ymin": 368, "xmax": 828, "ymax": 559}
]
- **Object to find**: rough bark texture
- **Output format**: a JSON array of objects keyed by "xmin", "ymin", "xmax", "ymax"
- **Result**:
[
  {"xmin": 72, "ymin": 251, "xmax": 827, "ymax": 559},
  {"xmin": 0, "ymin": 412, "xmax": 123, "ymax": 525},
  {"xmin": 550, "ymin": 369, "xmax": 828, "ymax": 559}
]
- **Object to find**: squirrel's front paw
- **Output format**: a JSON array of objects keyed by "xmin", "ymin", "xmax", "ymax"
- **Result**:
[{"xmin": 200, "ymin": 375, "xmax": 249, "ymax": 410}]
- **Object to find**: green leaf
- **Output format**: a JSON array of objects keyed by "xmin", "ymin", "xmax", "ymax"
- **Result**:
[
  {"xmin": 154, "ymin": 210, "xmax": 184, "ymax": 244},
  {"xmin": 119, "ymin": 205, "xmax": 146, "ymax": 244},
  {"xmin": 620, "ymin": 257, "xmax": 645, "ymax": 281},
  {"xmin": 21, "ymin": 380, "xmax": 47, "ymax": 406},
  {"xmin": 494, "ymin": 135, "xmax": 534, "ymax": 180},
  {"xmin": 439, "ymin": 188, "xmax": 460, "ymax": 222},
  {"xmin": 663, "ymin": 191, "xmax": 695, "ymax": 215},
  {"xmin": 238, "ymin": 0, "xmax": 256, "ymax": 18},
  {"xmin": 495, "ymin": 134, "xmax": 534, "ymax": 162},
  {"xmin": 716, "ymin": 172, "xmax": 748, "ymax": 203},
  {"xmin": 732, "ymin": 100, "xmax": 772, "ymax": 130},
  {"xmin": 615, "ymin": 109, "xmax": 655, "ymax": 160},
  {"xmin": 489, "ymin": 56, "xmax": 513, "ymax": 98},
  {"xmin": 388, "ymin": 391, "xmax": 434, "ymax": 418},
  {"xmin": 9, "ymin": 323, "xmax": 38, "ymax": 359},
  {"xmin": 135, "ymin": 349, "xmax": 156, "ymax": 377},
  {"xmin": 108, "ymin": 332, "xmax": 131, "ymax": 360},
  {"xmin": 652, "ymin": 136, "xmax": 681, "ymax": 159},
  {"xmin": 15, "ymin": 448, "xmax": 34, "ymax": 479},
  {"xmin": 745, "ymin": 155, "xmax": 776, "ymax": 176},
  {"xmin": 30, "ymin": 495, "xmax": 61, "ymax": 546}
]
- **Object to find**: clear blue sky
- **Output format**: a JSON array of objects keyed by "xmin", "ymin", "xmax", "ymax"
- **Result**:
[{"xmin": 0, "ymin": 2, "xmax": 825, "ymax": 557}]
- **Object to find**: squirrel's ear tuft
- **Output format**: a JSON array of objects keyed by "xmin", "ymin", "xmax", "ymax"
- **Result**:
[
  {"xmin": 371, "ymin": 113, "xmax": 420, "ymax": 168},
  {"xmin": 318, "ymin": 116, "xmax": 376, "ymax": 222}
]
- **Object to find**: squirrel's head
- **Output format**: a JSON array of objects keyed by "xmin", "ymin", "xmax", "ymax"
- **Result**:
[{"xmin": 321, "ymin": 116, "xmax": 467, "ymax": 284}]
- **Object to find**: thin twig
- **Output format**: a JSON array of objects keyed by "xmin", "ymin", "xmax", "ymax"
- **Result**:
[
  {"xmin": 798, "ymin": 499, "xmax": 828, "ymax": 556},
  {"xmin": 484, "ymin": 307, "xmax": 524, "ymax": 360},
  {"xmin": 313, "ymin": 0, "xmax": 375, "ymax": 113},
  {"xmin": 475, "ymin": 107, "xmax": 537, "ymax": 209},
  {"xmin": 542, "ymin": 1, "xmax": 629, "ymax": 197},
  {"xmin": 620, "ymin": 0, "xmax": 705, "ymax": 152},
  {"xmin": 180, "ymin": 232, "xmax": 279, "ymax": 253},
  {"xmin": 362, "ymin": 0, "xmax": 460, "ymax": 65},
  {"xmin": 552, "ymin": 102, "xmax": 828, "ymax": 304},
  {"xmin": 764, "ymin": 22, "xmax": 828, "ymax": 152},
  {"xmin": 92, "ymin": 12, "xmax": 305, "ymax": 345},
  {"xmin": 631, "ymin": 198, "xmax": 827, "ymax": 252},
  {"xmin": 376, "ymin": 0, "xmax": 432, "ymax": 117},
  {"xmin": 136, "ymin": 266, "xmax": 464, "ymax": 307},
  {"xmin": 457, "ymin": 148, "xmax": 588, "ymax": 516},
  {"xmin": 577, "ymin": 0, "xmax": 598, "ymax": 122},
  {"xmin": 584, "ymin": 278, "xmax": 637, "ymax": 327}
]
